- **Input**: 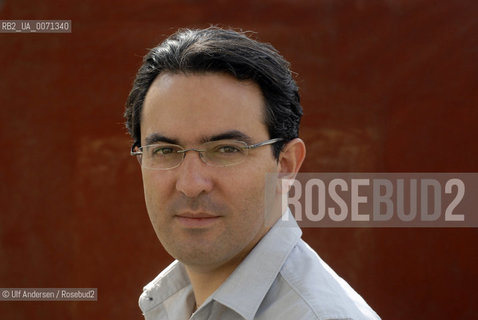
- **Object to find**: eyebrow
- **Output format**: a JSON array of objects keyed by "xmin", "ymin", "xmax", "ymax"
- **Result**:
[
  {"xmin": 144, "ymin": 130, "xmax": 253, "ymax": 146},
  {"xmin": 144, "ymin": 133, "xmax": 178, "ymax": 145},
  {"xmin": 202, "ymin": 130, "xmax": 253, "ymax": 144}
]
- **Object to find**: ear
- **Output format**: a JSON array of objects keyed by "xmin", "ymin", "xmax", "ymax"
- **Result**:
[
  {"xmin": 270, "ymin": 138, "xmax": 306, "ymax": 216},
  {"xmin": 278, "ymin": 138, "xmax": 306, "ymax": 179}
]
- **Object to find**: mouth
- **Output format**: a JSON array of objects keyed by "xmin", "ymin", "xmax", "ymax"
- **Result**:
[{"xmin": 174, "ymin": 212, "xmax": 221, "ymax": 228}]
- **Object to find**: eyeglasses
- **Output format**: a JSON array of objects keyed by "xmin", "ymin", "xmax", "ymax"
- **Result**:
[{"xmin": 131, "ymin": 138, "xmax": 283, "ymax": 170}]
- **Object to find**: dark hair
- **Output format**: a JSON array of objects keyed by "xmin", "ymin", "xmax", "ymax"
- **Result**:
[{"xmin": 124, "ymin": 27, "xmax": 302, "ymax": 159}]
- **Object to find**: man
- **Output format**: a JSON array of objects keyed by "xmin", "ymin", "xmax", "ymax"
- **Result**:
[{"xmin": 125, "ymin": 27, "xmax": 380, "ymax": 320}]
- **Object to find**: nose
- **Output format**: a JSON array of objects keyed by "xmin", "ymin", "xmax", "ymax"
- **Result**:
[{"xmin": 175, "ymin": 151, "xmax": 213, "ymax": 198}]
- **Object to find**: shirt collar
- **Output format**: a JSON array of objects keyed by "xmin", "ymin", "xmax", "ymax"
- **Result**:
[
  {"xmin": 211, "ymin": 209, "xmax": 302, "ymax": 320},
  {"xmin": 140, "ymin": 260, "xmax": 193, "ymax": 314}
]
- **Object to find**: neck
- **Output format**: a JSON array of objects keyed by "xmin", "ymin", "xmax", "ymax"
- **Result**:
[
  {"xmin": 185, "ymin": 225, "xmax": 272, "ymax": 308},
  {"xmin": 185, "ymin": 259, "xmax": 238, "ymax": 308}
]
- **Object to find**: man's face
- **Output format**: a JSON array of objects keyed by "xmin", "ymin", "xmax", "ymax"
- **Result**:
[{"xmin": 140, "ymin": 72, "xmax": 280, "ymax": 270}]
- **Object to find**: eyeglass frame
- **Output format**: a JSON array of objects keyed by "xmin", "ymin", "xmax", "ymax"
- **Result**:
[{"xmin": 130, "ymin": 137, "xmax": 284, "ymax": 170}]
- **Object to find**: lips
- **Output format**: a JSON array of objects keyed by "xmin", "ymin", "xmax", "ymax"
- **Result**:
[
  {"xmin": 174, "ymin": 212, "xmax": 221, "ymax": 228},
  {"xmin": 176, "ymin": 212, "xmax": 218, "ymax": 219}
]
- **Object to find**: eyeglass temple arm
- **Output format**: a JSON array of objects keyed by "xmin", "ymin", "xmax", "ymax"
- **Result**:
[{"xmin": 245, "ymin": 138, "xmax": 284, "ymax": 150}]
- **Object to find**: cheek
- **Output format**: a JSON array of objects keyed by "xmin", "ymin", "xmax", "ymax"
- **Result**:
[
  {"xmin": 224, "ymin": 166, "xmax": 271, "ymax": 215},
  {"xmin": 230, "ymin": 159, "xmax": 277, "ymax": 193},
  {"xmin": 141, "ymin": 172, "xmax": 171, "ymax": 222}
]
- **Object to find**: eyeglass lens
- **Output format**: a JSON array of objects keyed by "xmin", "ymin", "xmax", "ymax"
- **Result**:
[{"xmin": 141, "ymin": 140, "xmax": 249, "ymax": 169}]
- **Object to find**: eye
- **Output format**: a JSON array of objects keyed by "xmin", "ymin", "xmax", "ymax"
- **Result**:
[
  {"xmin": 151, "ymin": 146, "xmax": 175, "ymax": 156},
  {"xmin": 216, "ymin": 145, "xmax": 241, "ymax": 153}
]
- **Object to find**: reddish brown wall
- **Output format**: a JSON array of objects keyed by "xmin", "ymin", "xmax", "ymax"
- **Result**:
[{"xmin": 1, "ymin": 0, "xmax": 477, "ymax": 319}]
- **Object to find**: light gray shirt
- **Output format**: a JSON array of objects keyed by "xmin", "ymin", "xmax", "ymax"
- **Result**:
[{"xmin": 139, "ymin": 211, "xmax": 381, "ymax": 320}]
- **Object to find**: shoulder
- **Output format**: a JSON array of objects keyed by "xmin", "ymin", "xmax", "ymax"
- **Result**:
[{"xmin": 273, "ymin": 239, "xmax": 380, "ymax": 320}]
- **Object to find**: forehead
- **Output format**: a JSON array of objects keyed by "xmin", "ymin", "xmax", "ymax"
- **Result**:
[{"xmin": 141, "ymin": 72, "xmax": 268, "ymax": 145}]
